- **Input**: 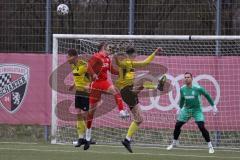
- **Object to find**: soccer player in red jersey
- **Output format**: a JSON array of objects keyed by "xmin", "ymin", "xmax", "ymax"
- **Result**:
[{"xmin": 84, "ymin": 42, "xmax": 129, "ymax": 150}]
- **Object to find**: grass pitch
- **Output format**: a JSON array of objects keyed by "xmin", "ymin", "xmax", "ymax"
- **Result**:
[{"xmin": 0, "ymin": 142, "xmax": 239, "ymax": 160}]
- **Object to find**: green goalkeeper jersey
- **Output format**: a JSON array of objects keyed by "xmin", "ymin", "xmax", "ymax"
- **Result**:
[{"xmin": 179, "ymin": 84, "xmax": 214, "ymax": 109}]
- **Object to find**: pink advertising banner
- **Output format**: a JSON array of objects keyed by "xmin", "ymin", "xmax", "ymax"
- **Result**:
[
  {"xmin": 0, "ymin": 53, "xmax": 51, "ymax": 125},
  {"xmin": 0, "ymin": 53, "xmax": 240, "ymax": 131},
  {"xmin": 85, "ymin": 56, "xmax": 240, "ymax": 131}
]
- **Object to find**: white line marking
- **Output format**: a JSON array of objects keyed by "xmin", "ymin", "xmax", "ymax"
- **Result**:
[
  {"xmin": 1, "ymin": 141, "xmax": 240, "ymax": 152},
  {"xmin": 0, "ymin": 142, "xmax": 38, "ymax": 145}
]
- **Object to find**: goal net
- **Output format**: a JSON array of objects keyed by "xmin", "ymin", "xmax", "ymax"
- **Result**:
[{"xmin": 51, "ymin": 35, "xmax": 240, "ymax": 148}]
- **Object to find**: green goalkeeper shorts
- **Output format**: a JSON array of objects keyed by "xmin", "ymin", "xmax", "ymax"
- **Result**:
[{"xmin": 177, "ymin": 107, "xmax": 205, "ymax": 122}]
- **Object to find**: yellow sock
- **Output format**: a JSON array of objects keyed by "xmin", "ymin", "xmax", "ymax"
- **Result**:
[
  {"xmin": 127, "ymin": 121, "xmax": 139, "ymax": 139},
  {"xmin": 143, "ymin": 81, "xmax": 157, "ymax": 89},
  {"xmin": 76, "ymin": 119, "xmax": 86, "ymax": 138}
]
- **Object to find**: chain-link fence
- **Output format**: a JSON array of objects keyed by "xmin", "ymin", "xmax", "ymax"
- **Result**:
[{"xmin": 0, "ymin": 0, "xmax": 240, "ymax": 52}]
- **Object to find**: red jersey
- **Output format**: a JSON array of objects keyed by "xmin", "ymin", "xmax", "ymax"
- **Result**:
[{"xmin": 88, "ymin": 51, "xmax": 118, "ymax": 81}]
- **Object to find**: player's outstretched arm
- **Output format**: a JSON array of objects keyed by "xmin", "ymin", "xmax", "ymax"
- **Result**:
[
  {"xmin": 132, "ymin": 47, "xmax": 161, "ymax": 67},
  {"xmin": 199, "ymin": 86, "xmax": 214, "ymax": 106}
]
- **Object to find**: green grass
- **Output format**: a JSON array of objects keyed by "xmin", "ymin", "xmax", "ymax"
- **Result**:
[
  {"xmin": 0, "ymin": 142, "xmax": 239, "ymax": 160},
  {"xmin": 0, "ymin": 124, "xmax": 48, "ymax": 142}
]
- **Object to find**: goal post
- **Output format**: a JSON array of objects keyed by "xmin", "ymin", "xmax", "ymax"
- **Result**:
[
  {"xmin": 51, "ymin": 34, "xmax": 240, "ymax": 148},
  {"xmin": 51, "ymin": 37, "xmax": 58, "ymax": 144}
]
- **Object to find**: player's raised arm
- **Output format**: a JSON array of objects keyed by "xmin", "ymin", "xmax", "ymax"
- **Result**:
[{"xmin": 132, "ymin": 47, "xmax": 161, "ymax": 67}]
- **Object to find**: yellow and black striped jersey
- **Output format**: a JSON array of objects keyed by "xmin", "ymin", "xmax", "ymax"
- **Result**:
[
  {"xmin": 115, "ymin": 52, "xmax": 155, "ymax": 90},
  {"xmin": 71, "ymin": 59, "xmax": 90, "ymax": 91}
]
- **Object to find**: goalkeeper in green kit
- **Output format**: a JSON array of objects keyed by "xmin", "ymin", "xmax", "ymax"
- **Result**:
[{"xmin": 167, "ymin": 72, "xmax": 218, "ymax": 154}]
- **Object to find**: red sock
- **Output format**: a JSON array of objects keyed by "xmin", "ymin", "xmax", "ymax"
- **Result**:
[
  {"xmin": 114, "ymin": 93, "xmax": 124, "ymax": 111},
  {"xmin": 86, "ymin": 113, "xmax": 94, "ymax": 129}
]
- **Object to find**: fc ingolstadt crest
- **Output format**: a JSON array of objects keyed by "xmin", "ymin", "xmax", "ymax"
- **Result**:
[{"xmin": 0, "ymin": 64, "xmax": 30, "ymax": 113}]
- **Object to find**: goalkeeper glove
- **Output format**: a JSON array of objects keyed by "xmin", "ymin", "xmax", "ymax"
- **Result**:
[
  {"xmin": 119, "ymin": 110, "xmax": 130, "ymax": 119},
  {"xmin": 212, "ymin": 105, "xmax": 218, "ymax": 115}
]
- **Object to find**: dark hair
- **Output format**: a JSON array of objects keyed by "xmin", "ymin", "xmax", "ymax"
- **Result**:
[
  {"xmin": 97, "ymin": 42, "xmax": 107, "ymax": 51},
  {"xmin": 184, "ymin": 72, "xmax": 193, "ymax": 78},
  {"xmin": 67, "ymin": 49, "xmax": 78, "ymax": 56},
  {"xmin": 126, "ymin": 46, "xmax": 135, "ymax": 55}
]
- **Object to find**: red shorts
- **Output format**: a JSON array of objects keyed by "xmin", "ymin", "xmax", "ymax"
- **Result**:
[{"xmin": 89, "ymin": 80, "xmax": 112, "ymax": 105}]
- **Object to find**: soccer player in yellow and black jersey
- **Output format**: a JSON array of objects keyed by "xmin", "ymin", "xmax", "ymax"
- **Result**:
[
  {"xmin": 67, "ymin": 49, "xmax": 90, "ymax": 148},
  {"xmin": 114, "ymin": 46, "xmax": 165, "ymax": 153}
]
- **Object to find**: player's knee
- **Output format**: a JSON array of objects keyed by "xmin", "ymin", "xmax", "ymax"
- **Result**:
[
  {"xmin": 90, "ymin": 97, "xmax": 100, "ymax": 107},
  {"xmin": 196, "ymin": 121, "xmax": 206, "ymax": 130},
  {"xmin": 175, "ymin": 121, "xmax": 185, "ymax": 130},
  {"xmin": 196, "ymin": 121, "xmax": 204, "ymax": 127},
  {"xmin": 88, "ymin": 106, "xmax": 97, "ymax": 115},
  {"xmin": 88, "ymin": 110, "xmax": 93, "ymax": 115},
  {"xmin": 77, "ymin": 114, "xmax": 84, "ymax": 121}
]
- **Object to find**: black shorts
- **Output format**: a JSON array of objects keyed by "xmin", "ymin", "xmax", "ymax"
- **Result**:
[
  {"xmin": 75, "ymin": 91, "xmax": 89, "ymax": 111},
  {"xmin": 120, "ymin": 85, "xmax": 139, "ymax": 108}
]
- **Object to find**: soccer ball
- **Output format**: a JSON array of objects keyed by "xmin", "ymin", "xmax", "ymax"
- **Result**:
[{"xmin": 57, "ymin": 4, "xmax": 69, "ymax": 15}]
